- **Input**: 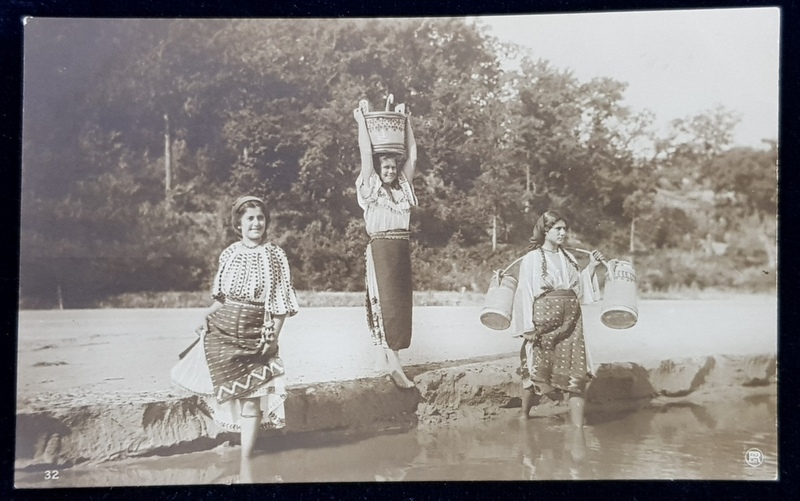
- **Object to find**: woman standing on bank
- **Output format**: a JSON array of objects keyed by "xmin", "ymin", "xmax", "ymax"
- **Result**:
[
  {"xmin": 353, "ymin": 102, "xmax": 417, "ymax": 389},
  {"xmin": 171, "ymin": 195, "xmax": 299, "ymax": 464},
  {"xmin": 513, "ymin": 210, "xmax": 604, "ymax": 427}
]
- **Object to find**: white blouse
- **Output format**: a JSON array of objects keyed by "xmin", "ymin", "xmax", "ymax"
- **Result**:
[
  {"xmin": 356, "ymin": 171, "xmax": 418, "ymax": 235},
  {"xmin": 211, "ymin": 242, "xmax": 299, "ymax": 316},
  {"xmin": 512, "ymin": 248, "xmax": 600, "ymax": 336}
]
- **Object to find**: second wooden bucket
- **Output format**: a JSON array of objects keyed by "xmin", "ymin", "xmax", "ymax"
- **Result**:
[
  {"xmin": 600, "ymin": 260, "xmax": 638, "ymax": 329},
  {"xmin": 480, "ymin": 272, "xmax": 519, "ymax": 331}
]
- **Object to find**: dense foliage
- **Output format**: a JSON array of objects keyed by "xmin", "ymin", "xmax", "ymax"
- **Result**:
[{"xmin": 19, "ymin": 18, "xmax": 777, "ymax": 308}]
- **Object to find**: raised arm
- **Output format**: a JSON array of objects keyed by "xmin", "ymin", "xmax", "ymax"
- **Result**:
[
  {"xmin": 577, "ymin": 249, "xmax": 605, "ymax": 304},
  {"xmin": 402, "ymin": 114, "xmax": 417, "ymax": 181},
  {"xmin": 354, "ymin": 106, "xmax": 374, "ymax": 198}
]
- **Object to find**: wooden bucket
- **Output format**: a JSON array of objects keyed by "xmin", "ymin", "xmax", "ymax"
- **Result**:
[
  {"xmin": 361, "ymin": 95, "xmax": 406, "ymax": 156},
  {"xmin": 480, "ymin": 268, "xmax": 520, "ymax": 331},
  {"xmin": 365, "ymin": 112, "xmax": 405, "ymax": 155},
  {"xmin": 600, "ymin": 260, "xmax": 638, "ymax": 329}
]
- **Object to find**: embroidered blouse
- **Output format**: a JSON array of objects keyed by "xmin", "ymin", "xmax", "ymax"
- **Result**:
[
  {"xmin": 512, "ymin": 248, "xmax": 601, "ymax": 336},
  {"xmin": 356, "ymin": 171, "xmax": 418, "ymax": 235},
  {"xmin": 211, "ymin": 241, "xmax": 299, "ymax": 316}
]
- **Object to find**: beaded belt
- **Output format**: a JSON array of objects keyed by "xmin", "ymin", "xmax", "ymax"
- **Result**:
[
  {"xmin": 223, "ymin": 298, "xmax": 266, "ymax": 307},
  {"xmin": 540, "ymin": 289, "xmax": 576, "ymax": 298},
  {"xmin": 369, "ymin": 230, "xmax": 410, "ymax": 243}
]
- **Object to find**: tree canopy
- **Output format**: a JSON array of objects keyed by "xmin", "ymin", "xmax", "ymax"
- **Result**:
[{"xmin": 19, "ymin": 18, "xmax": 777, "ymax": 307}]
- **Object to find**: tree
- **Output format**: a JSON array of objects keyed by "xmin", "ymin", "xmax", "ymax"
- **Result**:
[{"xmin": 704, "ymin": 143, "xmax": 777, "ymax": 267}]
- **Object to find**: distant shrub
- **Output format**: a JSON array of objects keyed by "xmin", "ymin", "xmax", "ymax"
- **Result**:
[{"xmin": 633, "ymin": 249, "xmax": 775, "ymax": 294}]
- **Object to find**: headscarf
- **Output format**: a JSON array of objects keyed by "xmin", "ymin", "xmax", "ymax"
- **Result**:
[
  {"xmin": 230, "ymin": 195, "xmax": 267, "ymax": 231},
  {"xmin": 527, "ymin": 213, "xmax": 548, "ymax": 251},
  {"xmin": 527, "ymin": 210, "xmax": 567, "ymax": 252}
]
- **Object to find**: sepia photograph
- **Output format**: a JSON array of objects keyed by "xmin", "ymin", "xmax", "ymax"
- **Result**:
[{"xmin": 14, "ymin": 8, "xmax": 778, "ymax": 487}]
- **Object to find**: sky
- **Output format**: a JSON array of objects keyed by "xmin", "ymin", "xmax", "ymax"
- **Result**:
[{"xmin": 474, "ymin": 8, "xmax": 779, "ymax": 149}]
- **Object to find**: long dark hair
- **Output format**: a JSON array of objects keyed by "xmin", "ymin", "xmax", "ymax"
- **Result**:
[{"xmin": 528, "ymin": 210, "xmax": 579, "ymax": 273}]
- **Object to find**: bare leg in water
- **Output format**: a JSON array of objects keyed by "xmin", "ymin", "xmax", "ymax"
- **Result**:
[
  {"xmin": 240, "ymin": 398, "xmax": 262, "ymax": 459},
  {"xmin": 520, "ymin": 387, "xmax": 540, "ymax": 420},
  {"xmin": 568, "ymin": 394, "xmax": 586, "ymax": 428},
  {"xmin": 567, "ymin": 425, "xmax": 587, "ymax": 463},
  {"xmin": 239, "ymin": 455, "xmax": 255, "ymax": 484}
]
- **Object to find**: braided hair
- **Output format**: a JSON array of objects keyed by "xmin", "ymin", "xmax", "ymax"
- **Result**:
[{"xmin": 528, "ymin": 210, "xmax": 580, "ymax": 280}]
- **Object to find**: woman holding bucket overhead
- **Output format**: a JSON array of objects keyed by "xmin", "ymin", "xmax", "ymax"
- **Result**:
[
  {"xmin": 171, "ymin": 195, "xmax": 299, "ymax": 466},
  {"xmin": 353, "ymin": 97, "xmax": 417, "ymax": 389},
  {"xmin": 512, "ymin": 210, "xmax": 604, "ymax": 427}
]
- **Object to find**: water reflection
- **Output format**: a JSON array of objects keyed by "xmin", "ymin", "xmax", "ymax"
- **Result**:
[
  {"xmin": 521, "ymin": 423, "xmax": 591, "ymax": 480},
  {"xmin": 15, "ymin": 392, "xmax": 777, "ymax": 487},
  {"xmin": 587, "ymin": 393, "xmax": 777, "ymax": 480}
]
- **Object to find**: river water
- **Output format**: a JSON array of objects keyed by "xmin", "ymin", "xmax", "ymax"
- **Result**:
[{"xmin": 15, "ymin": 390, "xmax": 777, "ymax": 487}]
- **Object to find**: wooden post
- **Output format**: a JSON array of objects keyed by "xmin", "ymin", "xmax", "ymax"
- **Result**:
[
  {"xmin": 492, "ymin": 214, "xmax": 497, "ymax": 252},
  {"xmin": 523, "ymin": 164, "xmax": 531, "ymax": 214},
  {"xmin": 57, "ymin": 284, "xmax": 64, "ymax": 310},
  {"xmin": 164, "ymin": 113, "xmax": 171, "ymax": 198},
  {"xmin": 525, "ymin": 152, "xmax": 531, "ymax": 213},
  {"xmin": 629, "ymin": 217, "xmax": 636, "ymax": 255}
]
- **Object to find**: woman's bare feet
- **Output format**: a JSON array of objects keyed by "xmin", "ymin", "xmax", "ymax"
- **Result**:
[
  {"xmin": 520, "ymin": 386, "xmax": 539, "ymax": 420},
  {"xmin": 386, "ymin": 349, "xmax": 414, "ymax": 388}
]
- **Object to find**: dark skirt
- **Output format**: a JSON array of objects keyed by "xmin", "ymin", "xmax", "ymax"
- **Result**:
[
  {"xmin": 519, "ymin": 289, "xmax": 591, "ymax": 396},
  {"xmin": 204, "ymin": 300, "xmax": 283, "ymax": 404},
  {"xmin": 365, "ymin": 231, "xmax": 413, "ymax": 350}
]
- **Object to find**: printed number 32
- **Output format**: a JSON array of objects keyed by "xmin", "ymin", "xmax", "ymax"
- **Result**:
[{"xmin": 45, "ymin": 470, "xmax": 59, "ymax": 480}]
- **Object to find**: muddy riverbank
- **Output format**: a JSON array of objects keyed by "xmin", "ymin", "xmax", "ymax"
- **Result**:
[
  {"xmin": 16, "ymin": 352, "xmax": 776, "ymax": 470},
  {"xmin": 15, "ymin": 384, "xmax": 777, "ymax": 486},
  {"xmin": 15, "ymin": 298, "xmax": 777, "ymax": 471}
]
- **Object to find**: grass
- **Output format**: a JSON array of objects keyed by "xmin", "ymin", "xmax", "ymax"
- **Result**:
[
  {"xmin": 92, "ymin": 290, "xmax": 489, "ymax": 309},
  {"xmin": 85, "ymin": 288, "xmax": 773, "ymax": 309}
]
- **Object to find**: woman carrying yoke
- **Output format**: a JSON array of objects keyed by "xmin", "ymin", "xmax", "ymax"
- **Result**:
[{"xmin": 512, "ymin": 210, "xmax": 604, "ymax": 427}]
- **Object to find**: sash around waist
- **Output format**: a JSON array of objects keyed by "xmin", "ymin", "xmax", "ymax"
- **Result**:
[
  {"xmin": 369, "ymin": 230, "xmax": 410, "ymax": 243},
  {"xmin": 538, "ymin": 289, "xmax": 577, "ymax": 298},
  {"xmin": 222, "ymin": 298, "xmax": 266, "ymax": 307},
  {"xmin": 209, "ymin": 300, "xmax": 266, "ymax": 340}
]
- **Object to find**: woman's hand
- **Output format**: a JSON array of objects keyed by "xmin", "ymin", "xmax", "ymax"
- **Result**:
[
  {"xmin": 259, "ymin": 331, "xmax": 276, "ymax": 357},
  {"xmin": 588, "ymin": 250, "xmax": 605, "ymax": 268},
  {"xmin": 259, "ymin": 320, "xmax": 277, "ymax": 356},
  {"xmin": 195, "ymin": 316, "xmax": 209, "ymax": 337},
  {"xmin": 523, "ymin": 331, "xmax": 540, "ymax": 344},
  {"xmin": 353, "ymin": 107, "xmax": 366, "ymax": 124}
]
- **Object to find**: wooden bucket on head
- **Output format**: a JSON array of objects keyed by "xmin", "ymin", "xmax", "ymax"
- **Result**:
[
  {"xmin": 600, "ymin": 260, "xmax": 638, "ymax": 329},
  {"xmin": 365, "ymin": 111, "xmax": 405, "ymax": 155},
  {"xmin": 361, "ymin": 94, "xmax": 406, "ymax": 156}
]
